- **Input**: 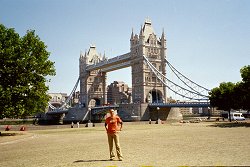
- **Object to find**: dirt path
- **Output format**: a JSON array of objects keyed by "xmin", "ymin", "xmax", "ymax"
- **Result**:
[{"xmin": 0, "ymin": 122, "xmax": 249, "ymax": 167}]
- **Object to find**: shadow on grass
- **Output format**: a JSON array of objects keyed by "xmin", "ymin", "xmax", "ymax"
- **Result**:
[
  {"xmin": 209, "ymin": 122, "xmax": 250, "ymax": 128},
  {"xmin": 73, "ymin": 159, "xmax": 111, "ymax": 163}
]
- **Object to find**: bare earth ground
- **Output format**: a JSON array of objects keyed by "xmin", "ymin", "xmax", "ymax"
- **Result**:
[{"xmin": 0, "ymin": 121, "xmax": 250, "ymax": 167}]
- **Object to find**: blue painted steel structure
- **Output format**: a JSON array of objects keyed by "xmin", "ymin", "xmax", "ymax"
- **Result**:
[
  {"xmin": 90, "ymin": 102, "xmax": 210, "ymax": 115},
  {"xmin": 148, "ymin": 102, "xmax": 210, "ymax": 108}
]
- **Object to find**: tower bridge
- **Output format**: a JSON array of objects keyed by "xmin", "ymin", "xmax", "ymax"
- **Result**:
[
  {"xmin": 80, "ymin": 19, "xmax": 168, "ymax": 107},
  {"xmin": 46, "ymin": 19, "xmax": 210, "ymax": 124}
]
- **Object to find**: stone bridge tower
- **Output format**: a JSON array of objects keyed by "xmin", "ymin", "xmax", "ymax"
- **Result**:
[
  {"xmin": 79, "ymin": 45, "xmax": 107, "ymax": 108},
  {"xmin": 130, "ymin": 19, "xmax": 167, "ymax": 103}
]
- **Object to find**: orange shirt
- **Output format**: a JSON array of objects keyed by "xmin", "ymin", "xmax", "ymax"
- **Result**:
[{"xmin": 105, "ymin": 115, "xmax": 122, "ymax": 134}]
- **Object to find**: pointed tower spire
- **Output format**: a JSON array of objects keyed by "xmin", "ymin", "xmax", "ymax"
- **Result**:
[
  {"xmin": 103, "ymin": 51, "xmax": 107, "ymax": 61},
  {"xmin": 161, "ymin": 28, "xmax": 166, "ymax": 40},
  {"xmin": 130, "ymin": 28, "xmax": 134, "ymax": 40},
  {"xmin": 139, "ymin": 24, "xmax": 143, "ymax": 36},
  {"xmin": 161, "ymin": 28, "xmax": 167, "ymax": 49},
  {"xmin": 139, "ymin": 24, "xmax": 145, "ymax": 45},
  {"xmin": 84, "ymin": 50, "xmax": 87, "ymax": 57},
  {"xmin": 80, "ymin": 50, "xmax": 84, "ymax": 59}
]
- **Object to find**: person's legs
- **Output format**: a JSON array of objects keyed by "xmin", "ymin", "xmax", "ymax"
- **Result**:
[
  {"xmin": 114, "ymin": 133, "xmax": 123, "ymax": 160},
  {"xmin": 108, "ymin": 133, "xmax": 115, "ymax": 160}
]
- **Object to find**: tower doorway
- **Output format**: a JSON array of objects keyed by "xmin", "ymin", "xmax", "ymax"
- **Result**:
[
  {"xmin": 147, "ymin": 90, "xmax": 162, "ymax": 103},
  {"xmin": 89, "ymin": 98, "xmax": 101, "ymax": 107}
]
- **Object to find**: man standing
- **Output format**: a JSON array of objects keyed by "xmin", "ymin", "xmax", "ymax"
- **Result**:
[{"xmin": 105, "ymin": 109, "xmax": 123, "ymax": 161}]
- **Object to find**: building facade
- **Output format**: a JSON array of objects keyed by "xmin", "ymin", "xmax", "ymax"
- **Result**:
[
  {"xmin": 107, "ymin": 81, "xmax": 132, "ymax": 104},
  {"xmin": 48, "ymin": 93, "xmax": 68, "ymax": 108},
  {"xmin": 180, "ymin": 107, "xmax": 223, "ymax": 116}
]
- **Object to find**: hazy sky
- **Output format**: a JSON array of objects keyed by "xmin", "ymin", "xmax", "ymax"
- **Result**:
[{"xmin": 1, "ymin": 0, "xmax": 249, "ymax": 95}]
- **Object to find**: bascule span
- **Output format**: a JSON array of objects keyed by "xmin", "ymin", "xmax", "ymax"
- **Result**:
[{"xmin": 44, "ymin": 100, "xmax": 211, "ymax": 124}]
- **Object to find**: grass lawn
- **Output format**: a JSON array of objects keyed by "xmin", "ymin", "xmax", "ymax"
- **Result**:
[{"xmin": 0, "ymin": 121, "xmax": 250, "ymax": 167}]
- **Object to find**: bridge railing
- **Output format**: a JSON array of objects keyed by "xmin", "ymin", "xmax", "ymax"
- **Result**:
[{"xmin": 149, "ymin": 102, "xmax": 210, "ymax": 108}]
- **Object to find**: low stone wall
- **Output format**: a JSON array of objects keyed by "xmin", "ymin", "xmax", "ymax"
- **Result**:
[
  {"xmin": 118, "ymin": 103, "xmax": 182, "ymax": 121},
  {"xmin": 118, "ymin": 103, "xmax": 141, "ymax": 121},
  {"xmin": 63, "ymin": 107, "xmax": 88, "ymax": 123}
]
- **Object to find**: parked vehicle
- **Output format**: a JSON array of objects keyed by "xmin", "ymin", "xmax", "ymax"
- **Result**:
[{"xmin": 228, "ymin": 112, "xmax": 246, "ymax": 121}]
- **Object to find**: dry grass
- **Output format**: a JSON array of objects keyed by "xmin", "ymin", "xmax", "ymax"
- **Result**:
[{"xmin": 0, "ymin": 122, "xmax": 250, "ymax": 167}]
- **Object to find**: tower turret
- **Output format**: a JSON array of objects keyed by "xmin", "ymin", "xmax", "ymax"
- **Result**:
[
  {"xmin": 130, "ymin": 28, "xmax": 134, "ymax": 40},
  {"xmin": 139, "ymin": 25, "xmax": 145, "ymax": 45},
  {"xmin": 161, "ymin": 29, "xmax": 167, "ymax": 49}
]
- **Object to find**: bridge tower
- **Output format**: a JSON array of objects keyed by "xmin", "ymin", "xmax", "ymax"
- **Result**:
[
  {"xmin": 79, "ymin": 45, "xmax": 107, "ymax": 108},
  {"xmin": 130, "ymin": 19, "xmax": 167, "ymax": 103}
]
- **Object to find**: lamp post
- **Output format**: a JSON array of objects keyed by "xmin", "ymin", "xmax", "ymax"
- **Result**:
[
  {"xmin": 156, "ymin": 107, "xmax": 160, "ymax": 124},
  {"xmin": 208, "ymin": 107, "xmax": 211, "ymax": 120},
  {"xmin": 86, "ymin": 107, "xmax": 94, "ymax": 127},
  {"xmin": 88, "ymin": 107, "xmax": 91, "ymax": 123}
]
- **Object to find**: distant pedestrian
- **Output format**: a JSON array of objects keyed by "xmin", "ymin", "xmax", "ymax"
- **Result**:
[
  {"xmin": 105, "ymin": 109, "xmax": 123, "ymax": 161},
  {"xmin": 71, "ymin": 122, "xmax": 74, "ymax": 128},
  {"xmin": 20, "ymin": 125, "xmax": 26, "ymax": 131},
  {"xmin": 5, "ymin": 125, "xmax": 11, "ymax": 131}
]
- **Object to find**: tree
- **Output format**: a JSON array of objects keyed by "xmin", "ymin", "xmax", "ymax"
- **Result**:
[
  {"xmin": 240, "ymin": 65, "xmax": 250, "ymax": 83},
  {"xmin": 209, "ymin": 82, "xmax": 236, "ymax": 111},
  {"xmin": 209, "ymin": 82, "xmax": 236, "ymax": 122},
  {"xmin": 0, "ymin": 24, "xmax": 56, "ymax": 119},
  {"xmin": 209, "ymin": 65, "xmax": 250, "ymax": 121},
  {"xmin": 237, "ymin": 65, "xmax": 250, "ymax": 110}
]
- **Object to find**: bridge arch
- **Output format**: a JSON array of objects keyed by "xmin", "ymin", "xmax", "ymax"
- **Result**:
[
  {"xmin": 146, "ymin": 89, "xmax": 163, "ymax": 103},
  {"xmin": 89, "ymin": 98, "xmax": 101, "ymax": 107}
]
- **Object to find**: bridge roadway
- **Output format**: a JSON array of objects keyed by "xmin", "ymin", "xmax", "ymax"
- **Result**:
[
  {"xmin": 91, "ymin": 102, "xmax": 210, "ymax": 115},
  {"xmin": 148, "ymin": 102, "xmax": 210, "ymax": 108},
  {"xmin": 47, "ymin": 102, "xmax": 210, "ymax": 115}
]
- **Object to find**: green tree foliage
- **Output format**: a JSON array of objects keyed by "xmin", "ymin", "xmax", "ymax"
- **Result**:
[
  {"xmin": 209, "ymin": 82, "xmax": 236, "ymax": 111},
  {"xmin": 240, "ymin": 65, "xmax": 250, "ymax": 83},
  {"xmin": 236, "ymin": 65, "xmax": 250, "ymax": 110},
  {"xmin": 0, "ymin": 24, "xmax": 56, "ymax": 119},
  {"xmin": 209, "ymin": 65, "xmax": 250, "ymax": 114}
]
